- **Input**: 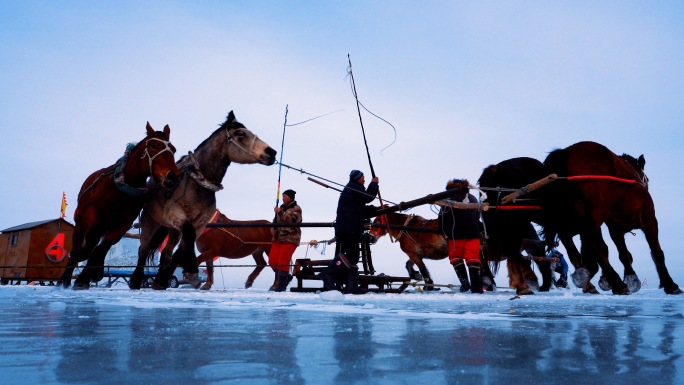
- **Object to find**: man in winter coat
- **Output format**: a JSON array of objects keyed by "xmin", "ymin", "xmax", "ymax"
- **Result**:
[
  {"xmin": 270, "ymin": 189, "xmax": 302, "ymax": 292},
  {"xmin": 320, "ymin": 169, "xmax": 379, "ymax": 294},
  {"xmin": 438, "ymin": 179, "xmax": 484, "ymax": 293}
]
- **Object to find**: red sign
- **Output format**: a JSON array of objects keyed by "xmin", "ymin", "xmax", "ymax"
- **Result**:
[{"xmin": 45, "ymin": 233, "xmax": 67, "ymax": 263}]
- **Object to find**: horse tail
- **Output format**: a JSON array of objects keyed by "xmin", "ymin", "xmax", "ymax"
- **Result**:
[
  {"xmin": 145, "ymin": 226, "xmax": 169, "ymax": 266},
  {"xmin": 488, "ymin": 260, "xmax": 501, "ymax": 276}
]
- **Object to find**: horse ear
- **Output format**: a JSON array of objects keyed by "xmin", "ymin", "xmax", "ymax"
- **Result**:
[
  {"xmin": 163, "ymin": 124, "xmax": 170, "ymax": 137},
  {"xmin": 638, "ymin": 155, "xmax": 646, "ymax": 170},
  {"xmin": 227, "ymin": 111, "xmax": 235, "ymax": 125},
  {"xmin": 146, "ymin": 121, "xmax": 154, "ymax": 136}
]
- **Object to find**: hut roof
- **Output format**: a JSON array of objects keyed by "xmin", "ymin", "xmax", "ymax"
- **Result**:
[{"xmin": 1, "ymin": 218, "xmax": 73, "ymax": 233}]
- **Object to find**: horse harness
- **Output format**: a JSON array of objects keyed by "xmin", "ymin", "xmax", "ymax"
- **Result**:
[{"xmin": 78, "ymin": 137, "xmax": 174, "ymax": 199}]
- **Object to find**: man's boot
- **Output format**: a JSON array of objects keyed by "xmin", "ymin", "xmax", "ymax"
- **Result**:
[
  {"xmin": 453, "ymin": 261, "xmax": 471, "ymax": 292},
  {"xmin": 343, "ymin": 267, "xmax": 367, "ymax": 295},
  {"xmin": 468, "ymin": 262, "xmax": 484, "ymax": 294},
  {"xmin": 275, "ymin": 271, "xmax": 292, "ymax": 292},
  {"xmin": 319, "ymin": 265, "xmax": 338, "ymax": 291}
]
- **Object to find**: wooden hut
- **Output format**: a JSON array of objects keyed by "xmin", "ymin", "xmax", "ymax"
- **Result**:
[{"xmin": 0, "ymin": 218, "xmax": 74, "ymax": 283}]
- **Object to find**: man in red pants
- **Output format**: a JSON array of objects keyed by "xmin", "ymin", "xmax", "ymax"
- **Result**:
[
  {"xmin": 270, "ymin": 189, "xmax": 302, "ymax": 292},
  {"xmin": 438, "ymin": 179, "xmax": 484, "ymax": 293}
]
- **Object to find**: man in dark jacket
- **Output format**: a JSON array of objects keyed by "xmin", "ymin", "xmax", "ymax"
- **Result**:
[
  {"xmin": 320, "ymin": 169, "xmax": 379, "ymax": 294},
  {"xmin": 438, "ymin": 179, "xmax": 484, "ymax": 293}
]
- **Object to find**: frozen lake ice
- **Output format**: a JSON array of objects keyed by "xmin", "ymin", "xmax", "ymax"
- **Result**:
[{"xmin": 0, "ymin": 284, "xmax": 682, "ymax": 385}]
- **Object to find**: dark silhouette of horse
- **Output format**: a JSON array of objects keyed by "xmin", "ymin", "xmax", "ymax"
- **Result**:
[
  {"xmin": 61, "ymin": 123, "xmax": 179, "ymax": 289},
  {"xmin": 542, "ymin": 141, "xmax": 681, "ymax": 295},
  {"xmin": 129, "ymin": 111, "xmax": 276, "ymax": 290},
  {"xmin": 478, "ymin": 157, "xmax": 554, "ymax": 295},
  {"xmin": 370, "ymin": 212, "xmax": 496, "ymax": 291},
  {"xmin": 195, "ymin": 211, "xmax": 272, "ymax": 290}
]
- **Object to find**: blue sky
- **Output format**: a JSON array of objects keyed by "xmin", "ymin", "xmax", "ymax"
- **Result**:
[{"xmin": 1, "ymin": 1, "xmax": 683, "ymax": 289}]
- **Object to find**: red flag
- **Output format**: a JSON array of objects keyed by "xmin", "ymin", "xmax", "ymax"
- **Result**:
[{"xmin": 60, "ymin": 192, "xmax": 68, "ymax": 218}]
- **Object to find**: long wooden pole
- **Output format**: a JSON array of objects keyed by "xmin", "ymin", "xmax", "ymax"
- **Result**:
[
  {"xmin": 275, "ymin": 105, "xmax": 288, "ymax": 208},
  {"xmin": 347, "ymin": 54, "xmax": 376, "ymax": 178}
]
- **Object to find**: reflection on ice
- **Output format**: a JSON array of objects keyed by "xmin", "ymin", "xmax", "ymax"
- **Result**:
[{"xmin": 0, "ymin": 285, "xmax": 682, "ymax": 384}]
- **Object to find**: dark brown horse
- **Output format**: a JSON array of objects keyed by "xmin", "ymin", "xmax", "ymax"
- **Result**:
[
  {"xmin": 370, "ymin": 212, "xmax": 495, "ymax": 291},
  {"xmin": 195, "ymin": 211, "xmax": 272, "ymax": 290},
  {"xmin": 61, "ymin": 123, "xmax": 178, "ymax": 289},
  {"xmin": 130, "ymin": 111, "xmax": 276, "ymax": 290},
  {"xmin": 478, "ymin": 157, "xmax": 554, "ymax": 295},
  {"xmin": 542, "ymin": 141, "xmax": 681, "ymax": 295}
]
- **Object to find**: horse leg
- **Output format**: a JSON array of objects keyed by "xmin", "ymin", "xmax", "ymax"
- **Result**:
[
  {"xmin": 582, "ymin": 226, "xmax": 627, "ymax": 295},
  {"xmin": 480, "ymin": 257, "xmax": 496, "ymax": 291},
  {"xmin": 534, "ymin": 259, "xmax": 553, "ymax": 292},
  {"xmin": 130, "ymin": 214, "xmax": 167, "ymax": 289},
  {"xmin": 200, "ymin": 257, "xmax": 214, "ymax": 290},
  {"xmin": 409, "ymin": 255, "xmax": 437, "ymax": 291},
  {"xmin": 641, "ymin": 204, "xmax": 681, "ymax": 294},
  {"xmin": 171, "ymin": 223, "xmax": 200, "ymax": 289},
  {"xmin": 405, "ymin": 260, "xmax": 421, "ymax": 281},
  {"xmin": 560, "ymin": 234, "xmax": 593, "ymax": 291},
  {"xmin": 61, "ymin": 221, "xmax": 102, "ymax": 288},
  {"xmin": 73, "ymin": 241, "xmax": 112, "ymax": 289},
  {"xmin": 73, "ymin": 234, "xmax": 120, "ymax": 288},
  {"xmin": 245, "ymin": 249, "xmax": 268, "ymax": 289},
  {"xmin": 508, "ymin": 258, "xmax": 533, "ymax": 295},
  {"xmin": 150, "ymin": 228, "xmax": 181, "ymax": 289},
  {"xmin": 607, "ymin": 223, "xmax": 640, "ymax": 293}
]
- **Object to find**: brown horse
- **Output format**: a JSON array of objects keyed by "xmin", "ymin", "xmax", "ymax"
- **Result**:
[
  {"xmin": 130, "ymin": 111, "xmax": 276, "ymax": 290},
  {"xmin": 195, "ymin": 211, "xmax": 272, "ymax": 290},
  {"xmin": 542, "ymin": 141, "xmax": 681, "ymax": 295},
  {"xmin": 370, "ymin": 212, "xmax": 495, "ymax": 291},
  {"xmin": 61, "ymin": 123, "xmax": 178, "ymax": 289}
]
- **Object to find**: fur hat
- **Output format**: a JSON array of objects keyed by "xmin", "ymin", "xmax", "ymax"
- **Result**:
[
  {"xmin": 283, "ymin": 189, "xmax": 296, "ymax": 200},
  {"xmin": 349, "ymin": 169, "xmax": 364, "ymax": 181},
  {"xmin": 446, "ymin": 178, "xmax": 469, "ymax": 191}
]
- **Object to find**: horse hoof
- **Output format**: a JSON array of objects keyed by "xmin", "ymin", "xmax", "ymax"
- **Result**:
[
  {"xmin": 582, "ymin": 282, "xmax": 599, "ymax": 294},
  {"xmin": 517, "ymin": 288, "xmax": 534, "ymax": 296},
  {"xmin": 200, "ymin": 284, "xmax": 211, "ymax": 291},
  {"xmin": 183, "ymin": 272, "xmax": 202, "ymax": 289},
  {"xmin": 244, "ymin": 283, "xmax": 253, "ymax": 289},
  {"xmin": 598, "ymin": 276, "xmax": 612, "ymax": 291},
  {"xmin": 613, "ymin": 286, "xmax": 631, "ymax": 295},
  {"xmin": 622, "ymin": 275, "xmax": 641, "ymax": 293},
  {"xmin": 539, "ymin": 284, "xmax": 551, "ymax": 292},
  {"xmin": 151, "ymin": 281, "xmax": 167, "ymax": 290},
  {"xmin": 665, "ymin": 285, "xmax": 683, "ymax": 295},
  {"xmin": 527, "ymin": 279, "xmax": 539, "ymax": 292},
  {"xmin": 572, "ymin": 268, "xmax": 590, "ymax": 287},
  {"xmin": 72, "ymin": 283, "xmax": 89, "ymax": 291}
]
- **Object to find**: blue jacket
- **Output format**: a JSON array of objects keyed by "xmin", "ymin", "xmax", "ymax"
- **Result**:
[{"xmin": 334, "ymin": 178, "xmax": 379, "ymax": 236}]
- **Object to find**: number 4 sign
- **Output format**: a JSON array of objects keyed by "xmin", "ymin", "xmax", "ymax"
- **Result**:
[{"xmin": 45, "ymin": 233, "xmax": 67, "ymax": 263}]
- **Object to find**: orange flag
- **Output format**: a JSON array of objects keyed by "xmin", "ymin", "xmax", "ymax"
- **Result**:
[{"xmin": 60, "ymin": 192, "xmax": 68, "ymax": 218}]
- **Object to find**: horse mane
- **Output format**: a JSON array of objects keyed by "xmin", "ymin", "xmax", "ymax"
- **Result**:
[
  {"xmin": 477, "ymin": 164, "xmax": 497, "ymax": 186},
  {"xmin": 193, "ymin": 112, "xmax": 247, "ymax": 152}
]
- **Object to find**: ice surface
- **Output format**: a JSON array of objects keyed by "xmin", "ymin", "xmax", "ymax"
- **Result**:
[{"xmin": 0, "ymin": 284, "xmax": 682, "ymax": 385}]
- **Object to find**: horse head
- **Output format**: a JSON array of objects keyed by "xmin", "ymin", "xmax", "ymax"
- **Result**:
[
  {"xmin": 370, "ymin": 214, "xmax": 389, "ymax": 239},
  {"xmin": 221, "ymin": 111, "xmax": 277, "ymax": 165},
  {"xmin": 144, "ymin": 122, "xmax": 179, "ymax": 188},
  {"xmin": 620, "ymin": 153, "xmax": 649, "ymax": 188}
]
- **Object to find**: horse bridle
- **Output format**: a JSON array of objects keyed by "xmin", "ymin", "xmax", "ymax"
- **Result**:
[
  {"xmin": 225, "ymin": 128, "xmax": 260, "ymax": 161},
  {"xmin": 141, "ymin": 137, "xmax": 175, "ymax": 173}
]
